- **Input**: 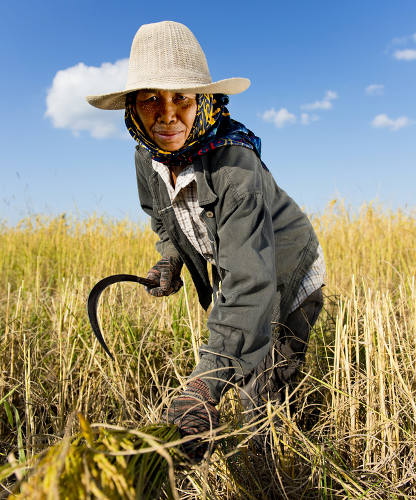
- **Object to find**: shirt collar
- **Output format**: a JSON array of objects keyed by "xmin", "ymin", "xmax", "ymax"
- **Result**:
[{"xmin": 152, "ymin": 159, "xmax": 196, "ymax": 201}]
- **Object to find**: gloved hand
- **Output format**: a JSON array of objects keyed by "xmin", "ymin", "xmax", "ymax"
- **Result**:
[
  {"xmin": 145, "ymin": 256, "xmax": 183, "ymax": 297},
  {"xmin": 166, "ymin": 379, "xmax": 219, "ymax": 463}
]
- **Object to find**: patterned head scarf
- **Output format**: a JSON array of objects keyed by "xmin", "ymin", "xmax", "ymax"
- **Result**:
[{"xmin": 125, "ymin": 93, "xmax": 261, "ymax": 166}]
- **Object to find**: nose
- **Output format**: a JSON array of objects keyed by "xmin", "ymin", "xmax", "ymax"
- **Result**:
[{"xmin": 158, "ymin": 99, "xmax": 177, "ymax": 124}]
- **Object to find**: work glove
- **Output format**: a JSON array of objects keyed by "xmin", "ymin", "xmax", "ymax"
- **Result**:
[
  {"xmin": 145, "ymin": 256, "xmax": 183, "ymax": 297},
  {"xmin": 166, "ymin": 379, "xmax": 219, "ymax": 463}
]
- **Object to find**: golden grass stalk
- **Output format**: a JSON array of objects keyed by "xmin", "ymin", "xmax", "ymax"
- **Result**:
[{"xmin": 1, "ymin": 201, "xmax": 415, "ymax": 497}]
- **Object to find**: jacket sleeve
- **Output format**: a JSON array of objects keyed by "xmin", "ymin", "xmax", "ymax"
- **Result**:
[
  {"xmin": 135, "ymin": 150, "xmax": 181, "ymax": 260},
  {"xmin": 190, "ymin": 151, "xmax": 278, "ymax": 402}
]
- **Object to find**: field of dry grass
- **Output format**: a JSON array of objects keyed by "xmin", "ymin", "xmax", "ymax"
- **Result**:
[{"xmin": 1, "ymin": 201, "xmax": 415, "ymax": 499}]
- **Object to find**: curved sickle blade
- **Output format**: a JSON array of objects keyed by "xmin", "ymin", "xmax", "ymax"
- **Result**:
[{"xmin": 87, "ymin": 274, "xmax": 156, "ymax": 360}]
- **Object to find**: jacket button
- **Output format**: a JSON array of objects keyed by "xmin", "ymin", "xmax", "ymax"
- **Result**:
[{"xmin": 205, "ymin": 210, "xmax": 214, "ymax": 218}]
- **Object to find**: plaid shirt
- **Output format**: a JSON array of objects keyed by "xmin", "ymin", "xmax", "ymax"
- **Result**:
[
  {"xmin": 152, "ymin": 160, "xmax": 325, "ymax": 312},
  {"xmin": 152, "ymin": 160, "xmax": 215, "ymax": 263},
  {"xmin": 288, "ymin": 244, "xmax": 325, "ymax": 312}
]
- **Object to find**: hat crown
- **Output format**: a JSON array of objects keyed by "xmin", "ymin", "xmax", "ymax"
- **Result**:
[{"xmin": 126, "ymin": 21, "xmax": 212, "ymax": 89}]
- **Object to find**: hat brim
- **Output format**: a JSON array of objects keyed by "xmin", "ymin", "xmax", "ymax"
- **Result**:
[{"xmin": 86, "ymin": 78, "xmax": 250, "ymax": 110}]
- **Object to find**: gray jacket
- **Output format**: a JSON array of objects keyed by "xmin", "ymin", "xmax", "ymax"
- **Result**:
[{"xmin": 135, "ymin": 145, "xmax": 319, "ymax": 402}]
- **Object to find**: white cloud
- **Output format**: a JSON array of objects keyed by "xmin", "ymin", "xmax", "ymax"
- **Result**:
[
  {"xmin": 261, "ymin": 89, "xmax": 338, "ymax": 129},
  {"xmin": 45, "ymin": 59, "xmax": 128, "ymax": 138},
  {"xmin": 261, "ymin": 107, "xmax": 296, "ymax": 128},
  {"xmin": 301, "ymin": 90, "xmax": 338, "ymax": 110},
  {"xmin": 389, "ymin": 33, "xmax": 416, "ymax": 60},
  {"xmin": 371, "ymin": 114, "xmax": 413, "ymax": 131},
  {"xmin": 300, "ymin": 113, "xmax": 319, "ymax": 125},
  {"xmin": 391, "ymin": 33, "xmax": 416, "ymax": 45},
  {"xmin": 261, "ymin": 105, "xmax": 322, "ymax": 128},
  {"xmin": 365, "ymin": 84, "xmax": 384, "ymax": 96},
  {"xmin": 394, "ymin": 49, "xmax": 416, "ymax": 61}
]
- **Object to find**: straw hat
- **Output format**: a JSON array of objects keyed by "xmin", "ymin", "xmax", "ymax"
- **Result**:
[{"xmin": 86, "ymin": 21, "xmax": 250, "ymax": 110}]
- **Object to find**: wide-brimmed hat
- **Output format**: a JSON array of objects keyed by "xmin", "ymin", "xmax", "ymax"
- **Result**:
[{"xmin": 86, "ymin": 21, "xmax": 250, "ymax": 110}]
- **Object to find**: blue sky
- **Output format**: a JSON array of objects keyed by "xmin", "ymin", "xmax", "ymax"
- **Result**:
[{"xmin": 1, "ymin": 1, "xmax": 415, "ymax": 224}]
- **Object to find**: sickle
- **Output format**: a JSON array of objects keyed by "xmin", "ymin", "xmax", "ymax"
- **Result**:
[{"xmin": 87, "ymin": 274, "xmax": 157, "ymax": 360}]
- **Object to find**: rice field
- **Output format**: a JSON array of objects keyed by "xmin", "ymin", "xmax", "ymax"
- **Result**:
[{"xmin": 1, "ymin": 200, "xmax": 415, "ymax": 499}]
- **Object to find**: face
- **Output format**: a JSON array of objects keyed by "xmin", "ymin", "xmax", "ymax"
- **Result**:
[{"xmin": 135, "ymin": 90, "xmax": 197, "ymax": 151}]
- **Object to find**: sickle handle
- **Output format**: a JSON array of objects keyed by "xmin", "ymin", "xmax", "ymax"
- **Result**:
[{"xmin": 87, "ymin": 274, "xmax": 157, "ymax": 359}]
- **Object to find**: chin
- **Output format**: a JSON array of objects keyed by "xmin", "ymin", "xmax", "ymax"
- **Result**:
[{"xmin": 157, "ymin": 142, "xmax": 185, "ymax": 152}]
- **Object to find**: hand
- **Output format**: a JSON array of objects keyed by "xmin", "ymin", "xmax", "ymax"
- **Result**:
[
  {"xmin": 166, "ymin": 379, "xmax": 219, "ymax": 462},
  {"xmin": 145, "ymin": 257, "xmax": 183, "ymax": 297}
]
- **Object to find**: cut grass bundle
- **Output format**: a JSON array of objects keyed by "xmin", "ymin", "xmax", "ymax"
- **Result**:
[{"xmin": 1, "ymin": 415, "xmax": 181, "ymax": 500}]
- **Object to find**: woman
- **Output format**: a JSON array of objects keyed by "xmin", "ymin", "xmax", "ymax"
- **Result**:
[{"xmin": 87, "ymin": 21, "xmax": 325, "ymax": 461}]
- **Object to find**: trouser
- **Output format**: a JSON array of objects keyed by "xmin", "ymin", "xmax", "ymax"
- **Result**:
[{"xmin": 238, "ymin": 287, "xmax": 324, "ymax": 421}]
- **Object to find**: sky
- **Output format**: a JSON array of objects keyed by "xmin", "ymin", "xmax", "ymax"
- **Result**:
[{"xmin": 1, "ymin": 1, "xmax": 415, "ymax": 225}]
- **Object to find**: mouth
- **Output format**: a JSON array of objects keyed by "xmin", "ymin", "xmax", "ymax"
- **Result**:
[{"xmin": 153, "ymin": 130, "xmax": 184, "ymax": 140}]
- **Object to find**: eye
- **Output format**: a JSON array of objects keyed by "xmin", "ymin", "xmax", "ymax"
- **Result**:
[
  {"xmin": 137, "ymin": 94, "xmax": 158, "ymax": 106},
  {"xmin": 174, "ymin": 94, "xmax": 196, "ymax": 106}
]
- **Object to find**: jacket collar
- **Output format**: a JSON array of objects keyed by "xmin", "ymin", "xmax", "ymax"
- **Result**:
[{"xmin": 136, "ymin": 146, "xmax": 217, "ymax": 206}]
